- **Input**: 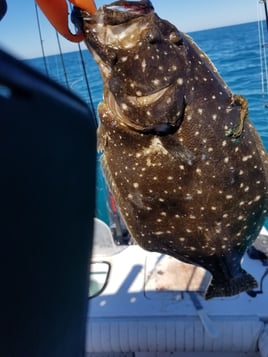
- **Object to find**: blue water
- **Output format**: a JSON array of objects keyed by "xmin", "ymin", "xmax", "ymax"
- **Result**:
[{"xmin": 25, "ymin": 21, "xmax": 268, "ymax": 225}]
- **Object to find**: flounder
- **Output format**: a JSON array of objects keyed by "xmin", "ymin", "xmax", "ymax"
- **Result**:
[{"xmin": 73, "ymin": 0, "xmax": 268, "ymax": 299}]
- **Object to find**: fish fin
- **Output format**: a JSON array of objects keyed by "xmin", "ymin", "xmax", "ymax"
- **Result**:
[
  {"xmin": 225, "ymin": 94, "xmax": 248, "ymax": 139},
  {"xmin": 204, "ymin": 270, "xmax": 258, "ymax": 300}
]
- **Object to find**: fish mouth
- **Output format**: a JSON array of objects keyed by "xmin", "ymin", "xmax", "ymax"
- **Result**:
[
  {"xmin": 78, "ymin": 0, "xmax": 155, "ymax": 52},
  {"xmin": 104, "ymin": 1, "xmax": 154, "ymax": 24}
]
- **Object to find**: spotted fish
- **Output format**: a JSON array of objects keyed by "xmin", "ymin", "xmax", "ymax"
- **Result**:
[{"xmin": 73, "ymin": 0, "xmax": 268, "ymax": 299}]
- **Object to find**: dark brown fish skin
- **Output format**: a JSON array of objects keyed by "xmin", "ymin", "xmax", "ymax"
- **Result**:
[{"xmin": 76, "ymin": 1, "xmax": 268, "ymax": 299}]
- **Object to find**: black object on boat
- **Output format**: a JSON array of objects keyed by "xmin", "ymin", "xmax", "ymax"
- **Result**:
[
  {"xmin": 0, "ymin": 49, "xmax": 96, "ymax": 357},
  {"xmin": 0, "ymin": 0, "xmax": 7, "ymax": 21}
]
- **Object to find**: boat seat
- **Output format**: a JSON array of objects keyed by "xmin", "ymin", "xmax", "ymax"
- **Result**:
[{"xmin": 92, "ymin": 217, "xmax": 126, "ymax": 257}]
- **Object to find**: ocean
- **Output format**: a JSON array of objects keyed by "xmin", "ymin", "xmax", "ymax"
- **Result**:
[{"xmin": 25, "ymin": 21, "xmax": 268, "ymax": 226}]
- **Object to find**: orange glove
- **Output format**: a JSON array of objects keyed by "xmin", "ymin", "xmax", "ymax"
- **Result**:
[{"xmin": 35, "ymin": 0, "xmax": 97, "ymax": 42}]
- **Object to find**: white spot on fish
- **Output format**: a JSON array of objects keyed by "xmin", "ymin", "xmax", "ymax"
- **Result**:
[
  {"xmin": 141, "ymin": 58, "xmax": 146, "ymax": 72},
  {"xmin": 152, "ymin": 79, "xmax": 160, "ymax": 86},
  {"xmin": 121, "ymin": 103, "xmax": 128, "ymax": 110},
  {"xmin": 166, "ymin": 97, "xmax": 172, "ymax": 104},
  {"xmin": 242, "ymin": 155, "xmax": 252, "ymax": 162}
]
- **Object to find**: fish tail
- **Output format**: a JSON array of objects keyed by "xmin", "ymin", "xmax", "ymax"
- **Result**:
[{"xmin": 205, "ymin": 271, "xmax": 258, "ymax": 300}]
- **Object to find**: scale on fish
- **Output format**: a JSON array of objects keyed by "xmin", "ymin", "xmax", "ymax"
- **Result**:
[{"xmin": 72, "ymin": 0, "xmax": 268, "ymax": 299}]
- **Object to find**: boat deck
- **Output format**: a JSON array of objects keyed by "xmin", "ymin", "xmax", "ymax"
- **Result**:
[{"xmin": 86, "ymin": 220, "xmax": 268, "ymax": 356}]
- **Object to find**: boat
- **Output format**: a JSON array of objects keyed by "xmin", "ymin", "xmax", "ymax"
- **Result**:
[
  {"xmin": 0, "ymin": 0, "xmax": 268, "ymax": 356},
  {"xmin": 89, "ymin": 218, "xmax": 268, "ymax": 356}
]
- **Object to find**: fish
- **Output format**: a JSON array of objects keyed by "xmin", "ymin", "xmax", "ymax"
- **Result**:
[{"xmin": 73, "ymin": 0, "xmax": 268, "ymax": 299}]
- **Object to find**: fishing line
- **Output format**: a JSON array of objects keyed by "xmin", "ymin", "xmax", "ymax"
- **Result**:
[
  {"xmin": 68, "ymin": 2, "xmax": 98, "ymax": 126},
  {"xmin": 77, "ymin": 42, "xmax": 98, "ymax": 126},
  {"xmin": 34, "ymin": 2, "xmax": 49, "ymax": 77},
  {"xmin": 258, "ymin": 2, "xmax": 265, "ymax": 96},
  {"xmin": 257, "ymin": 0, "xmax": 268, "ymax": 106},
  {"xmin": 35, "ymin": 0, "xmax": 69, "ymax": 85},
  {"xmin": 260, "ymin": 12, "xmax": 268, "ymax": 99},
  {"xmin": 34, "ymin": 1, "xmax": 98, "ymax": 125},
  {"xmin": 55, "ymin": 30, "xmax": 70, "ymax": 89},
  {"xmin": 264, "ymin": 0, "xmax": 268, "ymax": 29}
]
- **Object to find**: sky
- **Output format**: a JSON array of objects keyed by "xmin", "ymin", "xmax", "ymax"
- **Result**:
[{"xmin": 0, "ymin": 0, "xmax": 265, "ymax": 59}]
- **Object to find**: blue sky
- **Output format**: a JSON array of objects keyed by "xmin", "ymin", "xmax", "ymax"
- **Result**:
[{"xmin": 0, "ymin": 0, "xmax": 265, "ymax": 59}]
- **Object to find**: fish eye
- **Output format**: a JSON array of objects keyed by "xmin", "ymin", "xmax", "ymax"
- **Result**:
[
  {"xmin": 146, "ymin": 27, "xmax": 161, "ymax": 44},
  {"xmin": 169, "ymin": 31, "xmax": 182, "ymax": 45}
]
